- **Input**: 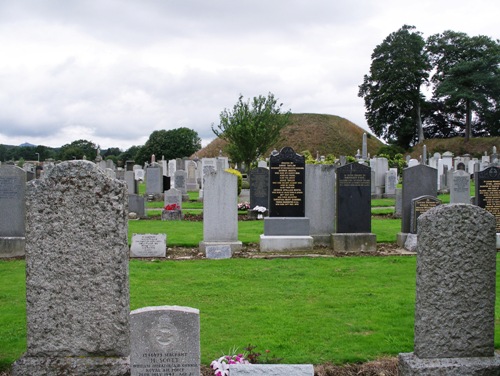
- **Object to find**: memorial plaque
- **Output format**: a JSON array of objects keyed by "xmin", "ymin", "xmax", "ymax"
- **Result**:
[
  {"xmin": 269, "ymin": 147, "xmax": 305, "ymax": 217},
  {"xmin": 130, "ymin": 306, "xmax": 200, "ymax": 376},
  {"xmin": 336, "ymin": 163, "xmax": 371, "ymax": 233},
  {"xmin": 249, "ymin": 167, "xmax": 269, "ymax": 210},
  {"xmin": 130, "ymin": 233, "xmax": 166, "ymax": 257},
  {"xmin": 476, "ymin": 166, "xmax": 500, "ymax": 232},
  {"xmin": 410, "ymin": 195, "xmax": 441, "ymax": 234}
]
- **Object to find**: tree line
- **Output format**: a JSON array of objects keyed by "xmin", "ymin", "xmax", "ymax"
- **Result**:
[{"xmin": 358, "ymin": 25, "xmax": 500, "ymax": 149}]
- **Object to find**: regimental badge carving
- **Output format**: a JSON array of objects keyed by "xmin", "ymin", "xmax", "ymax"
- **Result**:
[{"xmin": 150, "ymin": 315, "xmax": 179, "ymax": 349}]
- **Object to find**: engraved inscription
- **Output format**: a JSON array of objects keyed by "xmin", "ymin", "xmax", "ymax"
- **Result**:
[
  {"xmin": 478, "ymin": 179, "xmax": 500, "ymax": 232},
  {"xmin": 339, "ymin": 173, "xmax": 370, "ymax": 187},
  {"xmin": 270, "ymin": 161, "xmax": 304, "ymax": 207},
  {"xmin": 0, "ymin": 177, "xmax": 20, "ymax": 199}
]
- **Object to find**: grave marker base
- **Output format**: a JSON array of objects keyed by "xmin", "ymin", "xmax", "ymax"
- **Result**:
[
  {"xmin": 259, "ymin": 235, "xmax": 313, "ymax": 252},
  {"xmin": 12, "ymin": 355, "xmax": 130, "ymax": 376},
  {"xmin": 399, "ymin": 352, "xmax": 500, "ymax": 375},
  {"xmin": 199, "ymin": 241, "xmax": 242, "ymax": 254},
  {"xmin": 229, "ymin": 364, "xmax": 314, "ymax": 375},
  {"xmin": 0, "ymin": 237, "xmax": 25, "ymax": 258},
  {"xmin": 331, "ymin": 233, "xmax": 376, "ymax": 253}
]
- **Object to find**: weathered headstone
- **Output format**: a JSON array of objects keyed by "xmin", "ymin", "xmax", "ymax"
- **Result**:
[
  {"xmin": 475, "ymin": 166, "xmax": 500, "ymax": 233},
  {"xmin": 174, "ymin": 170, "xmax": 189, "ymax": 200},
  {"xmin": 130, "ymin": 234, "xmax": 167, "ymax": 258},
  {"xmin": 0, "ymin": 165, "xmax": 26, "ymax": 257},
  {"xmin": 450, "ymin": 169, "xmax": 470, "ymax": 204},
  {"xmin": 129, "ymin": 194, "xmax": 146, "ymax": 218},
  {"xmin": 410, "ymin": 196, "xmax": 441, "ymax": 234},
  {"xmin": 249, "ymin": 167, "xmax": 269, "ymax": 210},
  {"xmin": 125, "ymin": 170, "xmax": 136, "ymax": 194},
  {"xmin": 13, "ymin": 160, "xmax": 129, "ymax": 375},
  {"xmin": 146, "ymin": 165, "xmax": 163, "ymax": 195},
  {"xmin": 186, "ymin": 160, "xmax": 198, "ymax": 191},
  {"xmin": 130, "ymin": 306, "xmax": 200, "ymax": 376},
  {"xmin": 399, "ymin": 204, "xmax": 500, "ymax": 375},
  {"xmin": 305, "ymin": 164, "xmax": 335, "ymax": 245},
  {"xmin": 385, "ymin": 168, "xmax": 397, "ymax": 196},
  {"xmin": 163, "ymin": 188, "xmax": 183, "ymax": 220},
  {"xmin": 199, "ymin": 170, "xmax": 242, "ymax": 253},
  {"xmin": 361, "ymin": 132, "xmax": 368, "ymax": 160}
]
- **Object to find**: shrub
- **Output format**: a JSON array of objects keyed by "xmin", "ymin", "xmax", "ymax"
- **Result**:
[{"xmin": 225, "ymin": 168, "xmax": 242, "ymax": 195}]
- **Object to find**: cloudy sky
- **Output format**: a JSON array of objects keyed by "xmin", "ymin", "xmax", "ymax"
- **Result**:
[{"xmin": 0, "ymin": 1, "xmax": 498, "ymax": 150}]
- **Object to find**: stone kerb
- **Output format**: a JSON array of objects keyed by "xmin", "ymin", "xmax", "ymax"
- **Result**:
[
  {"xmin": 229, "ymin": 364, "xmax": 314, "ymax": 375},
  {"xmin": 12, "ymin": 160, "xmax": 130, "ymax": 375},
  {"xmin": 399, "ymin": 204, "xmax": 500, "ymax": 375}
]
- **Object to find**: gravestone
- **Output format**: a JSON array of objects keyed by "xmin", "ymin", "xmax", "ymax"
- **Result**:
[
  {"xmin": 125, "ymin": 170, "xmax": 136, "ymax": 194},
  {"xmin": 370, "ymin": 157, "xmax": 389, "ymax": 196},
  {"xmin": 205, "ymin": 244, "xmax": 232, "ymax": 259},
  {"xmin": 163, "ymin": 188, "xmax": 183, "ymax": 221},
  {"xmin": 333, "ymin": 162, "xmax": 376, "ymax": 252},
  {"xmin": 394, "ymin": 188, "xmax": 403, "ymax": 218},
  {"xmin": 168, "ymin": 159, "xmax": 177, "ymax": 177},
  {"xmin": 146, "ymin": 165, "xmax": 163, "ymax": 195},
  {"xmin": 12, "ymin": 160, "xmax": 129, "ymax": 375},
  {"xmin": 0, "ymin": 165, "xmax": 26, "ymax": 257},
  {"xmin": 199, "ymin": 170, "xmax": 242, "ymax": 253},
  {"xmin": 361, "ymin": 132, "xmax": 368, "ymax": 160},
  {"xmin": 399, "ymin": 204, "xmax": 500, "ymax": 375},
  {"xmin": 130, "ymin": 306, "xmax": 200, "ymax": 376},
  {"xmin": 163, "ymin": 175, "xmax": 171, "ymax": 191},
  {"xmin": 385, "ymin": 169, "xmax": 397, "ymax": 196},
  {"xmin": 249, "ymin": 167, "xmax": 269, "ymax": 210},
  {"xmin": 475, "ymin": 166, "xmax": 500, "ymax": 233},
  {"xmin": 398, "ymin": 164, "xmax": 437, "ymax": 247},
  {"xmin": 174, "ymin": 170, "xmax": 189, "ymax": 201},
  {"xmin": 130, "ymin": 234, "xmax": 166, "ymax": 258},
  {"xmin": 450, "ymin": 169, "xmax": 470, "ymax": 204},
  {"xmin": 186, "ymin": 160, "xmax": 198, "ymax": 191},
  {"xmin": 261, "ymin": 147, "xmax": 313, "ymax": 252},
  {"xmin": 305, "ymin": 164, "xmax": 335, "ymax": 245},
  {"xmin": 129, "ymin": 194, "xmax": 146, "ymax": 218},
  {"xmin": 410, "ymin": 196, "xmax": 441, "ymax": 234}
]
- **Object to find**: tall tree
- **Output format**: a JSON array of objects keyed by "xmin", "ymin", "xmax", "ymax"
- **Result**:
[
  {"xmin": 58, "ymin": 139, "xmax": 97, "ymax": 161},
  {"xmin": 212, "ymin": 93, "xmax": 291, "ymax": 169},
  {"xmin": 358, "ymin": 25, "xmax": 430, "ymax": 148},
  {"xmin": 135, "ymin": 127, "xmax": 201, "ymax": 165},
  {"xmin": 426, "ymin": 31, "xmax": 500, "ymax": 141}
]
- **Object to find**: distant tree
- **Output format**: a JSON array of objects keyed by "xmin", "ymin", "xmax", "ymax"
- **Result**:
[
  {"xmin": 358, "ymin": 25, "xmax": 430, "ymax": 149},
  {"xmin": 426, "ymin": 31, "xmax": 500, "ymax": 141},
  {"xmin": 58, "ymin": 139, "xmax": 97, "ymax": 161},
  {"xmin": 34, "ymin": 145, "xmax": 56, "ymax": 161},
  {"xmin": 212, "ymin": 93, "xmax": 291, "ymax": 170},
  {"xmin": 118, "ymin": 145, "xmax": 142, "ymax": 164},
  {"xmin": 135, "ymin": 127, "xmax": 201, "ymax": 165}
]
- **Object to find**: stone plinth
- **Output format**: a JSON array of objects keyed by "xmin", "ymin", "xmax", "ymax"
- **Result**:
[
  {"xmin": 259, "ymin": 235, "xmax": 313, "ymax": 252},
  {"xmin": 331, "ymin": 233, "xmax": 376, "ymax": 252}
]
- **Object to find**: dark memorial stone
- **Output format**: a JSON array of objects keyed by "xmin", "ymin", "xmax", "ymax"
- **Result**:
[
  {"xmin": 336, "ymin": 162, "xmax": 371, "ymax": 233},
  {"xmin": 163, "ymin": 176, "xmax": 171, "ymax": 191},
  {"xmin": 476, "ymin": 166, "xmax": 500, "ymax": 233},
  {"xmin": 269, "ymin": 147, "xmax": 305, "ymax": 217},
  {"xmin": 249, "ymin": 167, "xmax": 269, "ymax": 209},
  {"xmin": 410, "ymin": 195, "xmax": 441, "ymax": 234}
]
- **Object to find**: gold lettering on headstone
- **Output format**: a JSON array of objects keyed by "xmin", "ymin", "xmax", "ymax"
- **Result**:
[
  {"xmin": 479, "ymin": 180, "xmax": 500, "ymax": 232},
  {"xmin": 270, "ymin": 161, "xmax": 304, "ymax": 206}
]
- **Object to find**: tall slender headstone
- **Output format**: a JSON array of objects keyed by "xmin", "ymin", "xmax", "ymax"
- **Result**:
[
  {"xmin": 399, "ymin": 204, "xmax": 500, "ymax": 374},
  {"xmin": 13, "ymin": 161, "xmax": 130, "ymax": 375},
  {"xmin": 146, "ymin": 164, "xmax": 162, "ymax": 195},
  {"xmin": 249, "ymin": 167, "xmax": 270, "ymax": 210},
  {"xmin": 0, "ymin": 165, "xmax": 26, "ymax": 257}
]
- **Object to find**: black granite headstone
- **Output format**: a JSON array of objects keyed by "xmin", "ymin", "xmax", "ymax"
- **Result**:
[
  {"xmin": 249, "ymin": 167, "xmax": 269, "ymax": 209},
  {"xmin": 475, "ymin": 166, "xmax": 500, "ymax": 233},
  {"xmin": 401, "ymin": 164, "xmax": 438, "ymax": 233},
  {"xmin": 269, "ymin": 147, "xmax": 305, "ymax": 217},
  {"xmin": 336, "ymin": 162, "xmax": 371, "ymax": 233},
  {"xmin": 163, "ymin": 176, "xmax": 171, "ymax": 191},
  {"xmin": 410, "ymin": 195, "xmax": 441, "ymax": 234}
]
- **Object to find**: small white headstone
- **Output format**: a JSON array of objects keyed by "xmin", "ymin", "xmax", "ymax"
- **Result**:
[{"xmin": 130, "ymin": 234, "xmax": 166, "ymax": 258}]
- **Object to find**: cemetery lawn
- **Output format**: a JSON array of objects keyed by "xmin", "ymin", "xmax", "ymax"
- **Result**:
[{"xmin": 3, "ymin": 255, "xmax": 500, "ymax": 370}]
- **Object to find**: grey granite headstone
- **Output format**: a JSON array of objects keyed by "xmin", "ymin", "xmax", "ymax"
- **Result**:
[
  {"xmin": 450, "ymin": 169, "xmax": 470, "ymax": 204},
  {"xmin": 12, "ymin": 160, "xmax": 130, "ymax": 375},
  {"xmin": 129, "ymin": 194, "xmax": 146, "ymax": 217},
  {"xmin": 394, "ymin": 188, "xmax": 402, "ymax": 218},
  {"xmin": 399, "ymin": 204, "xmax": 500, "ymax": 375},
  {"xmin": 229, "ymin": 364, "xmax": 314, "ymax": 375},
  {"xmin": 163, "ymin": 188, "xmax": 183, "ymax": 220},
  {"xmin": 205, "ymin": 244, "xmax": 232, "ymax": 259},
  {"xmin": 249, "ymin": 167, "xmax": 269, "ymax": 210},
  {"xmin": 174, "ymin": 170, "xmax": 188, "ymax": 196},
  {"xmin": 385, "ymin": 169, "xmax": 397, "ymax": 196},
  {"xmin": 125, "ymin": 170, "xmax": 136, "ymax": 194},
  {"xmin": 146, "ymin": 165, "xmax": 163, "ymax": 194},
  {"xmin": 130, "ymin": 234, "xmax": 166, "ymax": 258},
  {"xmin": 305, "ymin": 164, "xmax": 335, "ymax": 244},
  {"xmin": 0, "ymin": 165, "xmax": 26, "ymax": 257},
  {"xmin": 199, "ymin": 170, "xmax": 242, "ymax": 253},
  {"xmin": 130, "ymin": 306, "xmax": 200, "ymax": 376}
]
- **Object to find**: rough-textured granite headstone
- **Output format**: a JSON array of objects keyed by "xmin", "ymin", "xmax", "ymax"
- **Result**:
[
  {"xmin": 305, "ymin": 164, "xmax": 335, "ymax": 244},
  {"xmin": 336, "ymin": 162, "xmax": 371, "ymax": 233},
  {"xmin": 410, "ymin": 196, "xmax": 441, "ymax": 234},
  {"xmin": 269, "ymin": 147, "xmax": 305, "ymax": 217},
  {"xmin": 130, "ymin": 306, "xmax": 200, "ymax": 376},
  {"xmin": 249, "ymin": 167, "xmax": 269, "ymax": 210},
  {"xmin": 399, "ymin": 204, "xmax": 500, "ymax": 375},
  {"xmin": 146, "ymin": 165, "xmax": 162, "ymax": 194},
  {"xmin": 199, "ymin": 170, "xmax": 241, "ymax": 253},
  {"xmin": 450, "ymin": 169, "xmax": 470, "ymax": 204},
  {"xmin": 475, "ymin": 166, "xmax": 500, "ymax": 233},
  {"xmin": 229, "ymin": 364, "xmax": 314, "ymax": 375},
  {"xmin": 0, "ymin": 165, "xmax": 26, "ymax": 257},
  {"xmin": 12, "ymin": 160, "xmax": 129, "ymax": 375},
  {"xmin": 130, "ymin": 234, "xmax": 166, "ymax": 258}
]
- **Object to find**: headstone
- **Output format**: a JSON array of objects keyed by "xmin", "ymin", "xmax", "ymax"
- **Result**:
[
  {"xmin": 370, "ymin": 157, "xmax": 389, "ymax": 196},
  {"xmin": 399, "ymin": 204, "xmax": 500, "ymax": 374},
  {"xmin": 422, "ymin": 145, "xmax": 427, "ymax": 165},
  {"xmin": 163, "ymin": 188, "xmax": 183, "ymax": 220},
  {"xmin": 394, "ymin": 188, "xmax": 403, "ymax": 218},
  {"xmin": 385, "ymin": 169, "xmax": 397, "ymax": 196},
  {"xmin": 129, "ymin": 194, "xmax": 146, "ymax": 218},
  {"xmin": 305, "ymin": 164, "xmax": 335, "ymax": 245},
  {"xmin": 130, "ymin": 234, "xmax": 166, "ymax": 258},
  {"xmin": 168, "ymin": 159, "xmax": 177, "ymax": 177},
  {"xmin": 450, "ymin": 169, "xmax": 470, "ymax": 204},
  {"xmin": 174, "ymin": 170, "xmax": 188, "ymax": 196},
  {"xmin": 475, "ymin": 166, "xmax": 500, "ymax": 233},
  {"xmin": 130, "ymin": 306, "xmax": 200, "ymax": 376},
  {"xmin": 361, "ymin": 132, "xmax": 367, "ymax": 160},
  {"xmin": 408, "ymin": 159, "xmax": 419, "ymax": 168},
  {"xmin": 125, "ymin": 170, "xmax": 136, "ymax": 194},
  {"xmin": 0, "ymin": 165, "xmax": 26, "ymax": 257},
  {"xmin": 13, "ymin": 160, "xmax": 129, "ymax": 375},
  {"xmin": 135, "ymin": 168, "xmax": 145, "ymax": 181},
  {"xmin": 410, "ymin": 196, "xmax": 441, "ymax": 234},
  {"xmin": 230, "ymin": 364, "xmax": 314, "ymax": 376},
  {"xmin": 186, "ymin": 160, "xmax": 198, "ymax": 191},
  {"xmin": 205, "ymin": 244, "xmax": 232, "ymax": 259},
  {"xmin": 249, "ymin": 167, "xmax": 269, "ymax": 210},
  {"xmin": 269, "ymin": 147, "xmax": 305, "ymax": 217},
  {"xmin": 146, "ymin": 165, "xmax": 163, "ymax": 195},
  {"xmin": 257, "ymin": 160, "xmax": 267, "ymax": 168},
  {"xmin": 199, "ymin": 170, "xmax": 242, "ymax": 253},
  {"xmin": 336, "ymin": 163, "xmax": 371, "ymax": 233}
]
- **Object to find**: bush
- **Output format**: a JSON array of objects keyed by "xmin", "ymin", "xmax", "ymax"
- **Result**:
[{"xmin": 225, "ymin": 168, "xmax": 243, "ymax": 195}]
